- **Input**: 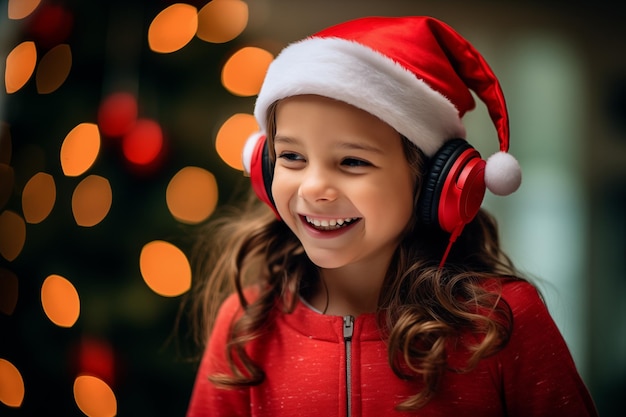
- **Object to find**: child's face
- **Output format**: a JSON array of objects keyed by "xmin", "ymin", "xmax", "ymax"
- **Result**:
[{"xmin": 271, "ymin": 95, "xmax": 415, "ymax": 271}]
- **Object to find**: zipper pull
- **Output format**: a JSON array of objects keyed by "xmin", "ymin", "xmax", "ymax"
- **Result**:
[{"xmin": 343, "ymin": 315, "xmax": 354, "ymax": 340}]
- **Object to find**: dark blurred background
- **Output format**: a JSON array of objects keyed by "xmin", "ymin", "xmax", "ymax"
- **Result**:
[{"xmin": 1, "ymin": 0, "xmax": 625, "ymax": 415}]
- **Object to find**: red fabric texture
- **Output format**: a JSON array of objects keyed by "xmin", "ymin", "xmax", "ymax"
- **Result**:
[{"xmin": 186, "ymin": 280, "xmax": 598, "ymax": 416}]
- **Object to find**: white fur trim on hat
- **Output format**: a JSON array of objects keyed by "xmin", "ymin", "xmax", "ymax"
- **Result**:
[{"xmin": 254, "ymin": 37, "xmax": 465, "ymax": 157}]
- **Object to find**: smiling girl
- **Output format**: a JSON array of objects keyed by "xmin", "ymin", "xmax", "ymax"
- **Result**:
[
  {"xmin": 186, "ymin": 16, "xmax": 597, "ymax": 416},
  {"xmin": 271, "ymin": 95, "xmax": 415, "ymax": 316}
]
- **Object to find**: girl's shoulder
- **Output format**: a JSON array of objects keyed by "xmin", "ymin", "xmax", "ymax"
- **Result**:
[
  {"xmin": 479, "ymin": 278, "xmax": 550, "ymax": 330},
  {"xmin": 481, "ymin": 277, "xmax": 540, "ymax": 303},
  {"xmin": 490, "ymin": 278, "xmax": 560, "ymax": 341},
  {"xmin": 497, "ymin": 278, "xmax": 542, "ymax": 307}
]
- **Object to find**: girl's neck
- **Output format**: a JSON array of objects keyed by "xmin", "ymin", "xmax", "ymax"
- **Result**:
[{"xmin": 308, "ymin": 262, "xmax": 387, "ymax": 317}]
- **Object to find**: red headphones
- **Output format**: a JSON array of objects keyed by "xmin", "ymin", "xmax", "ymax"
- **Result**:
[
  {"xmin": 247, "ymin": 133, "xmax": 280, "ymax": 219},
  {"xmin": 245, "ymin": 134, "xmax": 486, "ymax": 235}
]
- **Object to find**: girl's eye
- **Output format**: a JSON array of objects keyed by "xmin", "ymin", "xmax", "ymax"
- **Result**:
[
  {"xmin": 277, "ymin": 152, "xmax": 304, "ymax": 162},
  {"xmin": 342, "ymin": 158, "xmax": 371, "ymax": 168}
]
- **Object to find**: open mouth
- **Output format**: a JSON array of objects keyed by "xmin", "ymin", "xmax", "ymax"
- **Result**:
[{"xmin": 303, "ymin": 216, "xmax": 361, "ymax": 231}]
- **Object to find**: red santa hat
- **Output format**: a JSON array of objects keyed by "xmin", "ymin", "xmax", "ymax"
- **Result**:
[{"xmin": 252, "ymin": 16, "xmax": 521, "ymax": 196}]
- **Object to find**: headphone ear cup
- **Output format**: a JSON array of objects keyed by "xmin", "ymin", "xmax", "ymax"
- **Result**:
[
  {"xmin": 260, "ymin": 139, "xmax": 275, "ymax": 207},
  {"xmin": 418, "ymin": 139, "xmax": 467, "ymax": 227},
  {"xmin": 247, "ymin": 134, "xmax": 280, "ymax": 219},
  {"xmin": 418, "ymin": 139, "xmax": 486, "ymax": 233}
]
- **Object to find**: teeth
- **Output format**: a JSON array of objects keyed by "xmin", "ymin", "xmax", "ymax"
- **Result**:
[{"xmin": 305, "ymin": 216, "xmax": 358, "ymax": 231}]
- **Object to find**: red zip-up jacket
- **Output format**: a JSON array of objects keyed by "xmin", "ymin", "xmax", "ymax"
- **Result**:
[{"xmin": 186, "ymin": 280, "xmax": 598, "ymax": 416}]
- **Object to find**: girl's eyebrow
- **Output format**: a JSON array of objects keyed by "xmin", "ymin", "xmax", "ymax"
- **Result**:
[
  {"xmin": 336, "ymin": 141, "xmax": 384, "ymax": 154},
  {"xmin": 273, "ymin": 135, "xmax": 299, "ymax": 145}
]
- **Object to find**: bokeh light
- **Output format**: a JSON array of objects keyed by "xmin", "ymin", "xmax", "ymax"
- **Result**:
[
  {"xmin": 36, "ymin": 43, "xmax": 72, "ymax": 94},
  {"xmin": 76, "ymin": 338, "xmax": 115, "ymax": 387},
  {"xmin": 140, "ymin": 240, "xmax": 191, "ymax": 297},
  {"xmin": 0, "ymin": 358, "xmax": 24, "ymax": 407},
  {"xmin": 0, "ymin": 210, "xmax": 26, "ymax": 262},
  {"xmin": 22, "ymin": 172, "xmax": 56, "ymax": 224},
  {"xmin": 0, "ymin": 268, "xmax": 18, "ymax": 316},
  {"xmin": 73, "ymin": 375, "xmax": 117, "ymax": 417},
  {"xmin": 60, "ymin": 123, "xmax": 101, "ymax": 177},
  {"xmin": 4, "ymin": 41, "xmax": 37, "ymax": 94},
  {"xmin": 148, "ymin": 3, "xmax": 198, "ymax": 53},
  {"xmin": 221, "ymin": 46, "xmax": 273, "ymax": 97},
  {"xmin": 97, "ymin": 92, "xmax": 138, "ymax": 137},
  {"xmin": 71, "ymin": 175, "xmax": 112, "ymax": 227},
  {"xmin": 25, "ymin": 3, "xmax": 74, "ymax": 49},
  {"xmin": 166, "ymin": 166, "xmax": 218, "ymax": 224},
  {"xmin": 215, "ymin": 113, "xmax": 258, "ymax": 171},
  {"xmin": 121, "ymin": 119, "xmax": 164, "ymax": 167},
  {"xmin": 41, "ymin": 274, "xmax": 80, "ymax": 327},
  {"xmin": 196, "ymin": 0, "xmax": 249, "ymax": 43},
  {"xmin": 8, "ymin": 0, "xmax": 42, "ymax": 20}
]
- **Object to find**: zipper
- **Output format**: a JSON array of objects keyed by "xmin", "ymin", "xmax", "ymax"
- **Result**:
[{"xmin": 343, "ymin": 315, "xmax": 354, "ymax": 417}]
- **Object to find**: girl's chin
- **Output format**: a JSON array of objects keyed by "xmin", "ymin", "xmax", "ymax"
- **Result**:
[{"xmin": 301, "ymin": 248, "xmax": 354, "ymax": 270}]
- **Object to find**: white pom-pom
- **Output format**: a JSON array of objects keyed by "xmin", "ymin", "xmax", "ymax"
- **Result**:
[{"xmin": 484, "ymin": 151, "xmax": 522, "ymax": 196}]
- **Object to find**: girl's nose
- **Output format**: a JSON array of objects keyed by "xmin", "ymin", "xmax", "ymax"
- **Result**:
[{"xmin": 297, "ymin": 166, "xmax": 338, "ymax": 203}]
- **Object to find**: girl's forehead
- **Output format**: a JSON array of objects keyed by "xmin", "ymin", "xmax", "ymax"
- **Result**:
[
  {"xmin": 274, "ymin": 95, "xmax": 399, "ymax": 142},
  {"xmin": 275, "ymin": 95, "xmax": 376, "ymax": 119}
]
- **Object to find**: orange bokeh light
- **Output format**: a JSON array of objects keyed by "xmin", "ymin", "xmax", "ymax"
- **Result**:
[
  {"xmin": 166, "ymin": 166, "xmax": 218, "ymax": 224},
  {"xmin": 41, "ymin": 274, "xmax": 80, "ymax": 328},
  {"xmin": 71, "ymin": 175, "xmax": 112, "ymax": 227},
  {"xmin": 140, "ymin": 240, "xmax": 191, "ymax": 297},
  {"xmin": 8, "ymin": 0, "xmax": 42, "ymax": 20},
  {"xmin": 36, "ymin": 43, "xmax": 72, "ymax": 94},
  {"xmin": 197, "ymin": 0, "xmax": 248, "ymax": 44},
  {"xmin": 5, "ymin": 41, "xmax": 37, "ymax": 94},
  {"xmin": 0, "ymin": 358, "xmax": 24, "ymax": 407},
  {"xmin": 73, "ymin": 375, "xmax": 117, "ymax": 417},
  {"xmin": 222, "ymin": 46, "xmax": 273, "ymax": 97},
  {"xmin": 60, "ymin": 123, "xmax": 101, "ymax": 177},
  {"xmin": 215, "ymin": 113, "xmax": 258, "ymax": 171},
  {"xmin": 148, "ymin": 3, "xmax": 198, "ymax": 53},
  {"xmin": 0, "ymin": 210, "xmax": 26, "ymax": 262},
  {"xmin": 22, "ymin": 172, "xmax": 56, "ymax": 224}
]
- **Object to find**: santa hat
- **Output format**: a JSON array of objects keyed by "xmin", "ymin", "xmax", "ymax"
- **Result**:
[{"xmin": 252, "ymin": 16, "xmax": 521, "ymax": 196}]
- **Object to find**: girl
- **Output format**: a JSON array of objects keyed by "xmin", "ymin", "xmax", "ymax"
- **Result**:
[{"xmin": 186, "ymin": 16, "xmax": 598, "ymax": 416}]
